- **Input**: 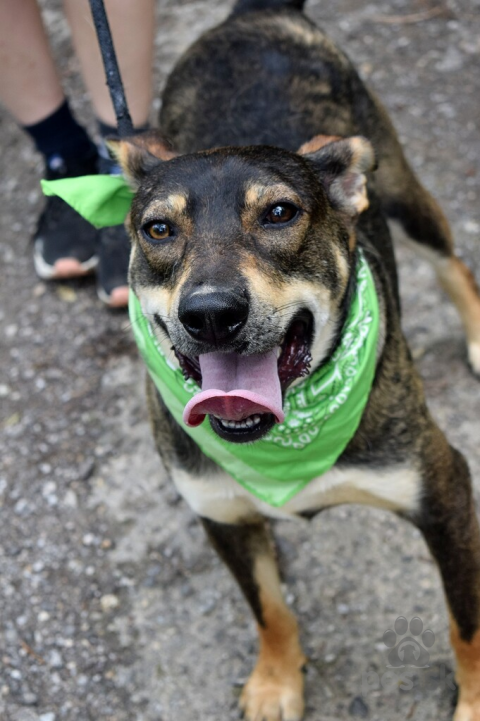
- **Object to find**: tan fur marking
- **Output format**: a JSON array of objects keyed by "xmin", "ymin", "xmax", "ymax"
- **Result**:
[
  {"xmin": 245, "ymin": 183, "xmax": 269, "ymax": 207},
  {"xmin": 106, "ymin": 132, "xmax": 176, "ymax": 180},
  {"xmin": 244, "ymin": 182, "xmax": 301, "ymax": 209},
  {"xmin": 436, "ymin": 256, "xmax": 480, "ymax": 372},
  {"xmin": 240, "ymin": 554, "xmax": 306, "ymax": 721},
  {"xmin": 349, "ymin": 136, "xmax": 376, "ymax": 173},
  {"xmin": 241, "ymin": 257, "xmax": 339, "ymax": 373},
  {"xmin": 240, "ymin": 259, "xmax": 287, "ymax": 307},
  {"xmin": 297, "ymin": 134, "xmax": 341, "ymax": 155},
  {"xmin": 348, "ymin": 229, "xmax": 357, "ymax": 252},
  {"xmin": 109, "ymin": 141, "xmax": 134, "ymax": 174},
  {"xmin": 138, "ymin": 285, "xmax": 173, "ymax": 316},
  {"xmin": 333, "ymin": 246, "xmax": 350, "ymax": 287},
  {"xmin": 137, "ymin": 262, "xmax": 193, "ymax": 363},
  {"xmin": 351, "ymin": 173, "xmax": 370, "ymax": 214},
  {"xmin": 165, "ymin": 193, "xmax": 187, "ymax": 214},
  {"xmin": 139, "ymin": 198, "xmax": 193, "ymax": 240},
  {"xmin": 451, "ymin": 619, "xmax": 480, "ymax": 720},
  {"xmin": 272, "ymin": 15, "xmax": 322, "ymax": 47},
  {"xmin": 124, "ymin": 131, "xmax": 176, "ymax": 161}
]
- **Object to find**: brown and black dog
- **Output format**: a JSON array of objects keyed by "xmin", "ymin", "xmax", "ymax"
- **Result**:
[{"xmin": 109, "ymin": 1, "xmax": 480, "ymax": 719}]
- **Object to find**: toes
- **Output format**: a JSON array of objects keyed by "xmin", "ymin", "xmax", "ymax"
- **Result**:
[
  {"xmin": 97, "ymin": 284, "xmax": 130, "ymax": 308},
  {"xmin": 468, "ymin": 342, "xmax": 480, "ymax": 378},
  {"xmin": 107, "ymin": 285, "xmax": 129, "ymax": 308},
  {"xmin": 454, "ymin": 702, "xmax": 472, "ymax": 721},
  {"xmin": 240, "ymin": 682, "xmax": 304, "ymax": 721},
  {"xmin": 454, "ymin": 699, "xmax": 480, "ymax": 721},
  {"xmin": 53, "ymin": 258, "xmax": 92, "ymax": 279}
]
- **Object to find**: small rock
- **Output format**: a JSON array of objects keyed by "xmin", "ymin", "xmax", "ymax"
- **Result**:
[
  {"xmin": 22, "ymin": 689, "xmax": 38, "ymax": 706},
  {"xmin": 56, "ymin": 285, "xmax": 77, "ymax": 303},
  {"xmin": 14, "ymin": 499, "xmax": 29, "ymax": 516},
  {"xmin": 349, "ymin": 696, "xmax": 369, "ymax": 718},
  {"xmin": 48, "ymin": 650, "xmax": 63, "ymax": 669},
  {"xmin": 41, "ymin": 482, "xmax": 56, "ymax": 499},
  {"xmin": 78, "ymin": 459, "xmax": 95, "ymax": 481},
  {"xmin": 39, "ymin": 714, "xmax": 56, "ymax": 721},
  {"xmin": 4, "ymin": 412, "xmax": 20, "ymax": 427},
  {"xmin": 5, "ymin": 324, "xmax": 18, "ymax": 338},
  {"xmin": 199, "ymin": 598, "xmax": 217, "ymax": 616},
  {"xmin": 435, "ymin": 46, "xmax": 463, "ymax": 73},
  {"xmin": 100, "ymin": 594, "xmax": 120, "ymax": 612},
  {"xmin": 463, "ymin": 219, "xmax": 480, "ymax": 235},
  {"xmin": 82, "ymin": 533, "xmax": 97, "ymax": 546},
  {"xmin": 33, "ymin": 283, "xmax": 46, "ymax": 298},
  {"xmin": 63, "ymin": 490, "xmax": 78, "ymax": 509}
]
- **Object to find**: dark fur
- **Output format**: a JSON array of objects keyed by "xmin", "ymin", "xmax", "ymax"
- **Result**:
[{"xmin": 114, "ymin": 2, "xmax": 480, "ymax": 718}]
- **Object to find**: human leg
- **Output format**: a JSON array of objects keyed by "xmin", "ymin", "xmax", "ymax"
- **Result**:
[
  {"xmin": 63, "ymin": 0, "xmax": 155, "ymax": 305},
  {"xmin": 64, "ymin": 0, "xmax": 154, "ymax": 128}
]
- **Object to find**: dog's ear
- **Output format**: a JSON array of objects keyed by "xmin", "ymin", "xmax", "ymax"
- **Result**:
[
  {"xmin": 106, "ymin": 130, "xmax": 177, "ymax": 188},
  {"xmin": 298, "ymin": 135, "xmax": 376, "ymax": 217}
]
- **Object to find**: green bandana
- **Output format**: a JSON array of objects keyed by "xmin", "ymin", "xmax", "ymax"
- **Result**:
[
  {"xmin": 41, "ymin": 174, "xmax": 380, "ymax": 507},
  {"xmin": 41, "ymin": 175, "xmax": 134, "ymax": 229},
  {"xmin": 129, "ymin": 252, "xmax": 379, "ymax": 507}
]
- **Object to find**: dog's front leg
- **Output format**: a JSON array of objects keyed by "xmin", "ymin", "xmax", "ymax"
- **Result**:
[
  {"xmin": 415, "ymin": 444, "xmax": 480, "ymax": 721},
  {"xmin": 201, "ymin": 516, "xmax": 306, "ymax": 721}
]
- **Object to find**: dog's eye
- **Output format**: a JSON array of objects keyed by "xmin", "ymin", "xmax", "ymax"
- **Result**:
[
  {"xmin": 263, "ymin": 203, "xmax": 299, "ymax": 226},
  {"xmin": 142, "ymin": 221, "xmax": 174, "ymax": 242}
]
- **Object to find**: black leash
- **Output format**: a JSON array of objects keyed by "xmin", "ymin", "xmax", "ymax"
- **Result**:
[{"xmin": 88, "ymin": 0, "xmax": 134, "ymax": 137}]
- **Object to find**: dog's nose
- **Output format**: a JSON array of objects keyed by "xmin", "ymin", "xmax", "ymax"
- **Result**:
[{"xmin": 178, "ymin": 288, "xmax": 249, "ymax": 344}]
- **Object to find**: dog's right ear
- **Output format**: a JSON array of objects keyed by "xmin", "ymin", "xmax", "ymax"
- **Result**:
[{"xmin": 106, "ymin": 130, "xmax": 177, "ymax": 188}]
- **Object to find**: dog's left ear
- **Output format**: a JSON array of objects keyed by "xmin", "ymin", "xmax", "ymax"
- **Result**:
[
  {"xmin": 106, "ymin": 130, "xmax": 177, "ymax": 188},
  {"xmin": 298, "ymin": 135, "xmax": 376, "ymax": 217}
]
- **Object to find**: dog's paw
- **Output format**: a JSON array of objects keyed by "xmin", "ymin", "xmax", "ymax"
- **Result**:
[
  {"xmin": 468, "ymin": 341, "xmax": 480, "ymax": 378},
  {"xmin": 454, "ymin": 697, "xmax": 480, "ymax": 721},
  {"xmin": 240, "ymin": 664, "xmax": 305, "ymax": 721}
]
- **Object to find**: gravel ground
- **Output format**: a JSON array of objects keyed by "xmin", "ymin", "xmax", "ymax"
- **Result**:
[{"xmin": 1, "ymin": 1, "xmax": 479, "ymax": 720}]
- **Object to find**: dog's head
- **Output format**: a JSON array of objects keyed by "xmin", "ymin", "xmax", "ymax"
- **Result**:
[{"xmin": 109, "ymin": 130, "xmax": 375, "ymax": 443}]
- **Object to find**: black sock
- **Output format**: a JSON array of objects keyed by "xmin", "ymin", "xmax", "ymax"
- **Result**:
[{"xmin": 23, "ymin": 100, "xmax": 97, "ymax": 171}]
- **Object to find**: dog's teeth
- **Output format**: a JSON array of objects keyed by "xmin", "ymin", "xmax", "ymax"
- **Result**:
[{"xmin": 217, "ymin": 413, "xmax": 264, "ymax": 431}]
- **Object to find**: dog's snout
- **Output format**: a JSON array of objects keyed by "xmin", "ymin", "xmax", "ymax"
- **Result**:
[{"xmin": 178, "ymin": 288, "xmax": 249, "ymax": 345}]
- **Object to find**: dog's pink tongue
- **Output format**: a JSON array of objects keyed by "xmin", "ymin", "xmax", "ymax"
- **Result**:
[{"xmin": 183, "ymin": 350, "xmax": 284, "ymax": 427}]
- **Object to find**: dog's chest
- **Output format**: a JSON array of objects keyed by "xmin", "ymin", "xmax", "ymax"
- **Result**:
[{"xmin": 171, "ymin": 463, "xmax": 421, "ymax": 524}]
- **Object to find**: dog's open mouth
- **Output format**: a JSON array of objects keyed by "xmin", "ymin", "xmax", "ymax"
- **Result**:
[{"xmin": 175, "ymin": 312, "xmax": 313, "ymax": 443}]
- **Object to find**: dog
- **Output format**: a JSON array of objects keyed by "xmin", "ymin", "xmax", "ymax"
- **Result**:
[{"xmin": 108, "ymin": 1, "xmax": 480, "ymax": 718}]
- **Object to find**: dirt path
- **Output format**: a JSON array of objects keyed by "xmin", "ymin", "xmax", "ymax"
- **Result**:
[{"xmin": 1, "ymin": 1, "xmax": 479, "ymax": 719}]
